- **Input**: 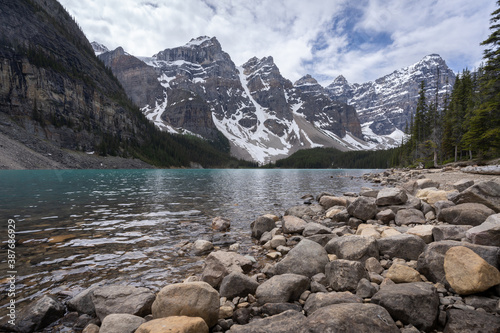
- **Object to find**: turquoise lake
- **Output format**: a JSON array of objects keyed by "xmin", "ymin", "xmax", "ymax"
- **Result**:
[{"xmin": 0, "ymin": 168, "xmax": 379, "ymax": 310}]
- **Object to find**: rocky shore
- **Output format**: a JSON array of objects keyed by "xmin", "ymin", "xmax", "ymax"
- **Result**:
[{"xmin": 3, "ymin": 167, "xmax": 500, "ymax": 332}]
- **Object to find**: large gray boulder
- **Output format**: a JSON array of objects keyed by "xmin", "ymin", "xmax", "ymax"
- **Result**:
[
  {"xmin": 152, "ymin": 281, "xmax": 219, "ymax": 328},
  {"xmin": 11, "ymin": 295, "xmax": 65, "ymax": 333},
  {"xmin": 377, "ymin": 234, "xmax": 427, "ymax": 261},
  {"xmin": 99, "ymin": 314, "xmax": 145, "ymax": 333},
  {"xmin": 371, "ymin": 282, "xmax": 439, "ymax": 331},
  {"xmin": 91, "ymin": 285, "xmax": 155, "ymax": 321},
  {"xmin": 325, "ymin": 235, "xmax": 378, "ymax": 262},
  {"xmin": 219, "ymin": 272, "xmax": 259, "ymax": 299},
  {"xmin": 438, "ymin": 203, "xmax": 495, "ymax": 226},
  {"xmin": 228, "ymin": 310, "xmax": 306, "ymax": 333},
  {"xmin": 303, "ymin": 291, "xmax": 362, "ymax": 315},
  {"xmin": 201, "ymin": 251, "xmax": 253, "ymax": 288},
  {"xmin": 432, "ymin": 225, "xmax": 473, "ymax": 241},
  {"xmin": 466, "ymin": 213, "xmax": 500, "ymax": 246},
  {"xmin": 67, "ymin": 285, "xmax": 100, "ymax": 316},
  {"xmin": 347, "ymin": 196, "xmax": 377, "ymax": 221},
  {"xmin": 452, "ymin": 180, "xmax": 500, "ymax": 212},
  {"xmin": 443, "ymin": 309, "xmax": 500, "ymax": 333},
  {"xmin": 376, "ymin": 187, "xmax": 408, "ymax": 206},
  {"xmin": 417, "ymin": 240, "xmax": 500, "ymax": 286},
  {"xmin": 325, "ymin": 259, "xmax": 369, "ymax": 292},
  {"xmin": 299, "ymin": 303, "xmax": 399, "ymax": 333},
  {"xmin": 282, "ymin": 215, "xmax": 308, "ymax": 234},
  {"xmin": 251, "ymin": 216, "xmax": 276, "ymax": 239},
  {"xmin": 255, "ymin": 274, "xmax": 310, "ymax": 305},
  {"xmin": 395, "ymin": 208, "xmax": 426, "ymax": 225},
  {"xmin": 274, "ymin": 239, "xmax": 329, "ymax": 277}
]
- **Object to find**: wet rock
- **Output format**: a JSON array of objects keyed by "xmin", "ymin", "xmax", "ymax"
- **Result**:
[
  {"xmin": 136, "ymin": 316, "xmax": 209, "ymax": 333},
  {"xmin": 377, "ymin": 234, "xmax": 427, "ymax": 261},
  {"xmin": 255, "ymin": 274, "xmax": 310, "ymax": 305},
  {"xmin": 325, "ymin": 235, "xmax": 378, "ymax": 263},
  {"xmin": 212, "ymin": 216, "xmax": 231, "ymax": 231},
  {"xmin": 13, "ymin": 295, "xmax": 65, "ymax": 333},
  {"xmin": 376, "ymin": 187, "xmax": 408, "ymax": 206},
  {"xmin": 228, "ymin": 310, "xmax": 306, "ymax": 333},
  {"xmin": 406, "ymin": 225, "xmax": 434, "ymax": 243},
  {"xmin": 453, "ymin": 179, "xmax": 474, "ymax": 192},
  {"xmin": 325, "ymin": 259, "xmax": 369, "ymax": 292},
  {"xmin": 282, "ymin": 215, "xmax": 307, "ymax": 234},
  {"xmin": 452, "ymin": 180, "xmax": 500, "ymax": 213},
  {"xmin": 219, "ymin": 272, "xmax": 259, "ymax": 299},
  {"xmin": 274, "ymin": 239, "xmax": 329, "ymax": 277},
  {"xmin": 152, "ymin": 281, "xmax": 219, "ymax": 328},
  {"xmin": 67, "ymin": 285, "xmax": 99, "ymax": 316},
  {"xmin": 432, "ymin": 225, "xmax": 473, "ymax": 241},
  {"xmin": 201, "ymin": 251, "xmax": 253, "ymax": 288},
  {"xmin": 347, "ymin": 196, "xmax": 377, "ymax": 221},
  {"xmin": 192, "ymin": 239, "xmax": 214, "ymax": 255},
  {"xmin": 302, "ymin": 222, "xmax": 331, "ymax": 237},
  {"xmin": 251, "ymin": 216, "xmax": 276, "ymax": 239},
  {"xmin": 444, "ymin": 309, "xmax": 500, "ymax": 333},
  {"xmin": 91, "ymin": 285, "xmax": 155, "ymax": 321},
  {"xmin": 303, "ymin": 291, "xmax": 362, "ymax": 315},
  {"xmin": 395, "ymin": 208, "xmax": 426, "ymax": 225},
  {"xmin": 260, "ymin": 303, "xmax": 302, "ymax": 316},
  {"xmin": 466, "ymin": 213, "xmax": 500, "ymax": 246},
  {"xmin": 300, "ymin": 303, "xmax": 399, "ymax": 333},
  {"xmin": 372, "ymin": 282, "xmax": 439, "ymax": 331},
  {"xmin": 386, "ymin": 264, "xmax": 422, "ymax": 283},
  {"xmin": 376, "ymin": 209, "xmax": 396, "ymax": 224},
  {"xmin": 99, "ymin": 314, "xmax": 145, "ymax": 333},
  {"xmin": 444, "ymin": 246, "xmax": 500, "ymax": 295},
  {"xmin": 319, "ymin": 196, "xmax": 348, "ymax": 209},
  {"xmin": 438, "ymin": 203, "xmax": 495, "ymax": 226}
]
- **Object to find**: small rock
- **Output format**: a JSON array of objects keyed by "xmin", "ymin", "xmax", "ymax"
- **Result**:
[
  {"xmin": 386, "ymin": 264, "xmax": 422, "ymax": 283},
  {"xmin": 219, "ymin": 272, "xmax": 259, "ymax": 299},
  {"xmin": 99, "ymin": 314, "xmax": 145, "ymax": 333},
  {"xmin": 376, "ymin": 187, "xmax": 408, "ymax": 206},
  {"xmin": 251, "ymin": 216, "xmax": 276, "ymax": 239},
  {"xmin": 270, "ymin": 235, "xmax": 286, "ymax": 248},
  {"xmin": 282, "ymin": 215, "xmax": 308, "ymax": 234},
  {"xmin": 255, "ymin": 274, "xmax": 310, "ymax": 305},
  {"xmin": 356, "ymin": 278, "xmax": 377, "ymax": 298},
  {"xmin": 192, "ymin": 239, "xmax": 214, "ymax": 255},
  {"xmin": 377, "ymin": 234, "xmax": 427, "ymax": 261},
  {"xmin": 302, "ymin": 222, "xmax": 331, "ymax": 236},
  {"xmin": 136, "ymin": 316, "xmax": 209, "ymax": 333},
  {"xmin": 347, "ymin": 196, "xmax": 377, "ymax": 221},
  {"xmin": 274, "ymin": 239, "xmax": 329, "ymax": 277},
  {"xmin": 395, "ymin": 208, "xmax": 426, "ymax": 225},
  {"xmin": 212, "ymin": 216, "xmax": 231, "ymax": 231},
  {"xmin": 406, "ymin": 225, "xmax": 434, "ymax": 243},
  {"xmin": 466, "ymin": 213, "xmax": 500, "ymax": 246},
  {"xmin": 325, "ymin": 235, "xmax": 378, "ymax": 263},
  {"xmin": 365, "ymin": 257, "xmax": 384, "ymax": 275},
  {"xmin": 325, "ymin": 259, "xmax": 369, "ymax": 292},
  {"xmin": 201, "ymin": 251, "xmax": 253, "ymax": 288},
  {"xmin": 432, "ymin": 224, "xmax": 472, "ymax": 241},
  {"xmin": 453, "ymin": 179, "xmax": 474, "ymax": 192},
  {"xmin": 376, "ymin": 209, "xmax": 396, "ymax": 224},
  {"xmin": 303, "ymin": 291, "xmax": 362, "ymax": 315}
]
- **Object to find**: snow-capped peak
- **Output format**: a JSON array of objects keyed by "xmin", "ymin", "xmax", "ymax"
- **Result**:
[
  {"xmin": 91, "ymin": 41, "xmax": 109, "ymax": 55},
  {"xmin": 185, "ymin": 36, "xmax": 214, "ymax": 48}
]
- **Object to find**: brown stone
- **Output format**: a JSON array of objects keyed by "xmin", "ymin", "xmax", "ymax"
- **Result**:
[
  {"xmin": 386, "ymin": 264, "xmax": 422, "ymax": 283},
  {"xmin": 136, "ymin": 316, "xmax": 209, "ymax": 333}
]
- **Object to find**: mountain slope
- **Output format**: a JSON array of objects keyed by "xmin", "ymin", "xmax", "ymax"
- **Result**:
[{"xmin": 327, "ymin": 54, "xmax": 456, "ymax": 146}]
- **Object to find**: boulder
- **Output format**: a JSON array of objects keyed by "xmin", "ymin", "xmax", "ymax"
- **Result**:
[
  {"xmin": 376, "ymin": 187, "xmax": 408, "ymax": 206},
  {"xmin": 212, "ymin": 216, "xmax": 231, "ymax": 231},
  {"xmin": 360, "ymin": 187, "xmax": 379, "ymax": 198},
  {"xmin": 201, "ymin": 251, "xmax": 253, "ymax": 288},
  {"xmin": 251, "ymin": 216, "xmax": 276, "ymax": 239},
  {"xmin": 438, "ymin": 203, "xmax": 495, "ymax": 226},
  {"xmin": 255, "ymin": 274, "xmax": 310, "ymax": 305},
  {"xmin": 300, "ymin": 303, "xmax": 399, "ymax": 333},
  {"xmin": 386, "ymin": 195, "xmax": 422, "ymax": 213},
  {"xmin": 282, "ymin": 215, "xmax": 307, "ymax": 234},
  {"xmin": 13, "ymin": 295, "xmax": 65, "ymax": 333},
  {"xmin": 395, "ymin": 208, "xmax": 426, "ymax": 225},
  {"xmin": 228, "ymin": 310, "xmax": 306, "ymax": 333},
  {"xmin": 356, "ymin": 278, "xmax": 377, "ymax": 298},
  {"xmin": 325, "ymin": 235, "xmax": 378, "ymax": 263},
  {"xmin": 416, "ymin": 178, "xmax": 440, "ymax": 190},
  {"xmin": 99, "ymin": 314, "xmax": 145, "ymax": 333},
  {"xmin": 444, "ymin": 246, "xmax": 500, "ymax": 295},
  {"xmin": 466, "ymin": 213, "xmax": 500, "ymax": 246},
  {"xmin": 329, "ymin": 209, "xmax": 350, "ymax": 222},
  {"xmin": 377, "ymin": 234, "xmax": 427, "ymax": 261},
  {"xmin": 443, "ymin": 309, "xmax": 500, "ymax": 333},
  {"xmin": 136, "ymin": 316, "xmax": 209, "ymax": 333},
  {"xmin": 303, "ymin": 291, "xmax": 362, "ymax": 315},
  {"xmin": 219, "ymin": 272, "xmax": 259, "ymax": 299},
  {"xmin": 302, "ymin": 222, "xmax": 331, "ymax": 237},
  {"xmin": 371, "ymin": 282, "xmax": 439, "ymax": 331},
  {"xmin": 347, "ymin": 196, "xmax": 377, "ymax": 221},
  {"xmin": 380, "ymin": 227, "xmax": 401, "ymax": 238},
  {"xmin": 386, "ymin": 264, "xmax": 422, "ymax": 283},
  {"xmin": 274, "ymin": 239, "xmax": 329, "ymax": 277},
  {"xmin": 319, "ymin": 196, "xmax": 348, "ymax": 209},
  {"xmin": 434, "ymin": 200, "xmax": 455, "ymax": 217},
  {"xmin": 452, "ymin": 180, "xmax": 500, "ymax": 212},
  {"xmin": 376, "ymin": 209, "xmax": 395, "ymax": 224},
  {"xmin": 325, "ymin": 259, "xmax": 369, "ymax": 292},
  {"xmin": 432, "ymin": 225, "xmax": 473, "ymax": 241},
  {"xmin": 91, "ymin": 285, "xmax": 155, "ymax": 321},
  {"xmin": 406, "ymin": 225, "xmax": 434, "ymax": 243},
  {"xmin": 365, "ymin": 257, "xmax": 384, "ymax": 274},
  {"xmin": 417, "ymin": 240, "xmax": 500, "ymax": 286},
  {"xmin": 152, "ymin": 282, "xmax": 219, "ymax": 328},
  {"xmin": 67, "ymin": 286, "xmax": 99, "ymax": 316},
  {"xmin": 192, "ymin": 240, "xmax": 214, "ymax": 255},
  {"xmin": 453, "ymin": 179, "xmax": 474, "ymax": 192},
  {"xmin": 417, "ymin": 189, "xmax": 450, "ymax": 205}
]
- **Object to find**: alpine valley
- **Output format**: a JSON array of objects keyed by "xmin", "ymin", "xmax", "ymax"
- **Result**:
[{"xmin": 95, "ymin": 37, "xmax": 456, "ymax": 164}]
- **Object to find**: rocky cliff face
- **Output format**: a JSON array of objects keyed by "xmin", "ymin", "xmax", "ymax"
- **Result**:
[
  {"xmin": 327, "ymin": 54, "xmax": 456, "ymax": 146},
  {"xmin": 100, "ymin": 37, "xmax": 365, "ymax": 163}
]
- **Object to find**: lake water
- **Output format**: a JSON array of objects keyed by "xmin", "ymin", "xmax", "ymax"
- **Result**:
[{"xmin": 0, "ymin": 168, "xmax": 378, "ymax": 310}]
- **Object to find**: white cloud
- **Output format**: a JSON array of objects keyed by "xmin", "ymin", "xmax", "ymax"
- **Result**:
[{"xmin": 59, "ymin": 0, "xmax": 496, "ymax": 86}]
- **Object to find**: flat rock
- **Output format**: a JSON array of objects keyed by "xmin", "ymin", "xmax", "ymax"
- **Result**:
[
  {"xmin": 299, "ymin": 303, "xmax": 399, "ymax": 333},
  {"xmin": 417, "ymin": 189, "xmax": 450, "ymax": 205},
  {"xmin": 152, "ymin": 282, "xmax": 219, "ymax": 328},
  {"xmin": 255, "ymin": 274, "xmax": 310, "ymax": 305},
  {"xmin": 302, "ymin": 222, "xmax": 331, "ymax": 237},
  {"xmin": 325, "ymin": 259, "xmax": 369, "ymax": 292},
  {"xmin": 452, "ymin": 180, "xmax": 500, "ymax": 212},
  {"xmin": 347, "ymin": 196, "xmax": 377, "ymax": 221},
  {"xmin": 91, "ymin": 285, "xmax": 155, "ymax": 321},
  {"xmin": 219, "ymin": 272, "xmax": 259, "ymax": 299},
  {"xmin": 395, "ymin": 208, "xmax": 426, "ymax": 225},
  {"xmin": 406, "ymin": 225, "xmax": 434, "ymax": 243},
  {"xmin": 228, "ymin": 310, "xmax": 306, "ymax": 333},
  {"xmin": 274, "ymin": 239, "xmax": 329, "ymax": 277},
  {"xmin": 453, "ymin": 179, "xmax": 474, "ymax": 192},
  {"xmin": 192, "ymin": 239, "xmax": 214, "ymax": 255},
  {"xmin": 99, "ymin": 314, "xmax": 145, "ymax": 333},
  {"xmin": 444, "ymin": 309, "xmax": 500, "ymax": 333},
  {"xmin": 377, "ymin": 234, "xmax": 427, "ymax": 261},
  {"xmin": 282, "ymin": 215, "xmax": 307, "ymax": 234},
  {"xmin": 432, "ymin": 224, "xmax": 472, "ymax": 241},
  {"xmin": 136, "ymin": 316, "xmax": 209, "ymax": 333},
  {"xmin": 325, "ymin": 235, "xmax": 379, "ymax": 263},
  {"xmin": 303, "ymin": 291, "xmax": 362, "ymax": 315},
  {"xmin": 319, "ymin": 196, "xmax": 348, "ymax": 209},
  {"xmin": 285, "ymin": 205, "xmax": 316, "ymax": 218},
  {"xmin": 444, "ymin": 246, "xmax": 500, "ymax": 295},
  {"xmin": 386, "ymin": 264, "xmax": 422, "ymax": 283},
  {"xmin": 466, "ymin": 213, "xmax": 500, "ymax": 246},
  {"xmin": 201, "ymin": 251, "xmax": 253, "ymax": 288},
  {"xmin": 438, "ymin": 203, "xmax": 495, "ymax": 226},
  {"xmin": 372, "ymin": 282, "xmax": 439, "ymax": 331},
  {"xmin": 376, "ymin": 187, "xmax": 408, "ymax": 206}
]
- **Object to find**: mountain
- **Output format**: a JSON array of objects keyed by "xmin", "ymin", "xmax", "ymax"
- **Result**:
[
  {"xmin": 99, "ymin": 36, "xmax": 366, "ymax": 164},
  {"xmin": 326, "ymin": 54, "xmax": 456, "ymax": 147}
]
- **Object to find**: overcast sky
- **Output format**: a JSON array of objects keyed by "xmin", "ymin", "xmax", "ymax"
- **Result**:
[{"xmin": 59, "ymin": 0, "xmax": 496, "ymax": 85}]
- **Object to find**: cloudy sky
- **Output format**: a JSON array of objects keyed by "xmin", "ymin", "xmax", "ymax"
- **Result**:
[{"xmin": 59, "ymin": 0, "xmax": 495, "ymax": 85}]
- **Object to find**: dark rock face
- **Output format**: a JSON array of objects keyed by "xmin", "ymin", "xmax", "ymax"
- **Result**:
[
  {"xmin": 444, "ymin": 309, "xmax": 500, "ymax": 333},
  {"xmin": 9, "ymin": 295, "xmax": 65, "ymax": 333}
]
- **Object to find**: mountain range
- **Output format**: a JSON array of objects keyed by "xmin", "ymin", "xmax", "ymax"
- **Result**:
[{"xmin": 95, "ymin": 37, "xmax": 456, "ymax": 164}]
